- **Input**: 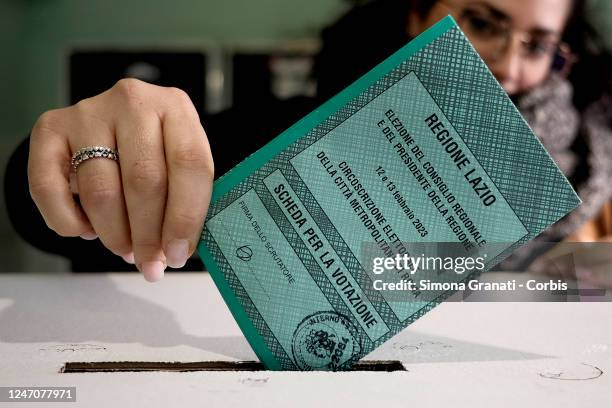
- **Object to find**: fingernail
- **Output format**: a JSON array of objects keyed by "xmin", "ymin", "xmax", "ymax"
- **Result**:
[
  {"xmin": 139, "ymin": 261, "xmax": 165, "ymax": 282},
  {"xmin": 121, "ymin": 252, "xmax": 135, "ymax": 264},
  {"xmin": 166, "ymin": 239, "xmax": 189, "ymax": 268},
  {"xmin": 80, "ymin": 231, "xmax": 98, "ymax": 240}
]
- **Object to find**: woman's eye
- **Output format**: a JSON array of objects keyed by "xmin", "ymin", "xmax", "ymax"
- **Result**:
[
  {"xmin": 525, "ymin": 41, "xmax": 555, "ymax": 57},
  {"xmin": 465, "ymin": 15, "xmax": 501, "ymax": 36}
]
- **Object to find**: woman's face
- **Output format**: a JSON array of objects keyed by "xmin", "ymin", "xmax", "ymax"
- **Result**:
[{"xmin": 409, "ymin": 0, "xmax": 573, "ymax": 95}]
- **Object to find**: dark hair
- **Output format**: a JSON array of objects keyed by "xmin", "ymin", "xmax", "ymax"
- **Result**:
[
  {"xmin": 411, "ymin": 0, "xmax": 437, "ymax": 18},
  {"xmin": 562, "ymin": 0, "xmax": 610, "ymax": 109},
  {"xmin": 315, "ymin": 0, "xmax": 412, "ymax": 100},
  {"xmin": 314, "ymin": 0, "xmax": 446, "ymax": 99}
]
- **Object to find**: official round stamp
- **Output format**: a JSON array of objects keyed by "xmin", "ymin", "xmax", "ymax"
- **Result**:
[{"xmin": 292, "ymin": 311, "xmax": 361, "ymax": 371}]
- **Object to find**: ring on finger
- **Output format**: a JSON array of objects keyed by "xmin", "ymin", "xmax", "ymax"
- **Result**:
[{"xmin": 71, "ymin": 146, "xmax": 119, "ymax": 171}]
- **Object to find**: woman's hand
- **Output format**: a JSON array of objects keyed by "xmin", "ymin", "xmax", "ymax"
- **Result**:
[{"xmin": 28, "ymin": 78, "xmax": 214, "ymax": 282}]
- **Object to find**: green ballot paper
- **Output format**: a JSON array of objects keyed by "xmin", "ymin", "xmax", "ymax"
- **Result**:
[{"xmin": 197, "ymin": 16, "xmax": 580, "ymax": 371}]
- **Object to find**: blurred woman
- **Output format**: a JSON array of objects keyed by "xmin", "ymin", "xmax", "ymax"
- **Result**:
[
  {"xmin": 315, "ymin": 0, "xmax": 612, "ymax": 281},
  {"xmin": 5, "ymin": 0, "xmax": 611, "ymax": 284}
]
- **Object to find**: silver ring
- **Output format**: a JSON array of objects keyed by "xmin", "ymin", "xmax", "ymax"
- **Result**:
[{"xmin": 71, "ymin": 146, "xmax": 119, "ymax": 171}]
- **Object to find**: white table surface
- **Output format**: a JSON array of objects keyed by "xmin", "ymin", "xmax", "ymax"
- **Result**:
[{"xmin": 0, "ymin": 273, "xmax": 610, "ymax": 407}]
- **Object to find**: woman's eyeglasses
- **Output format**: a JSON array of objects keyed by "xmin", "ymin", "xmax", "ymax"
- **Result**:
[{"xmin": 438, "ymin": 1, "xmax": 576, "ymax": 74}]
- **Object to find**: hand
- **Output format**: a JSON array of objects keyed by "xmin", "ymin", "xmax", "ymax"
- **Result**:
[{"xmin": 28, "ymin": 78, "xmax": 214, "ymax": 281}]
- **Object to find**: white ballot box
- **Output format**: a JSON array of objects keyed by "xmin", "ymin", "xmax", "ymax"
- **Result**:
[{"xmin": 0, "ymin": 273, "xmax": 610, "ymax": 407}]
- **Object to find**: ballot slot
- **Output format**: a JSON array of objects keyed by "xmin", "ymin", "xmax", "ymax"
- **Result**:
[{"xmin": 61, "ymin": 360, "xmax": 406, "ymax": 373}]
